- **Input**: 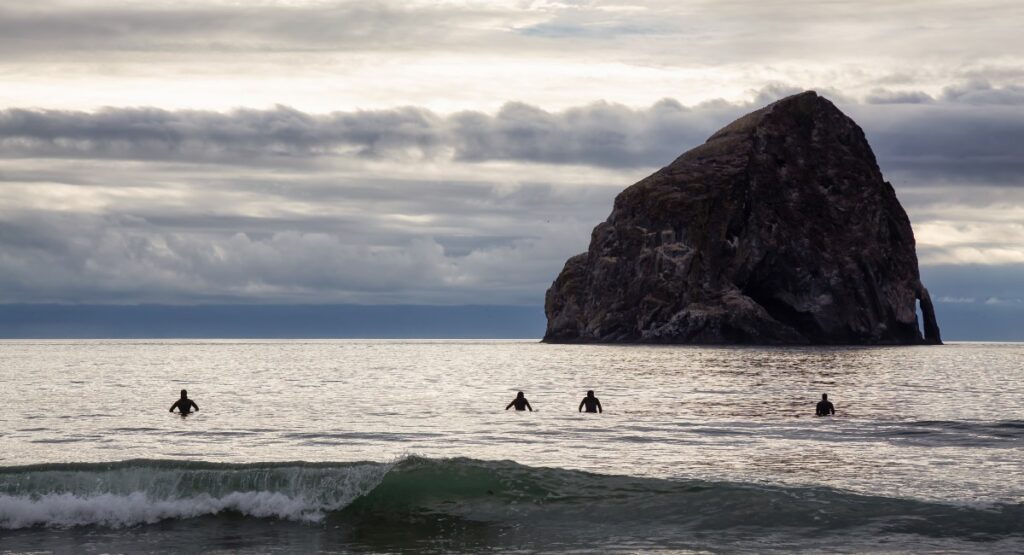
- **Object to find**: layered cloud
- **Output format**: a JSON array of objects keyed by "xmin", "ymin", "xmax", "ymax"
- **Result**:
[
  {"xmin": 0, "ymin": 2, "xmax": 518, "ymax": 57},
  {"xmin": 2, "ymin": 88, "xmax": 1023, "ymax": 308},
  {"xmin": 0, "ymin": 100, "xmax": 719, "ymax": 168},
  {"xmin": 3, "ymin": 83, "xmax": 1024, "ymax": 182},
  {"xmin": 2, "ymin": 1, "xmax": 1023, "ymax": 112},
  {"xmin": 0, "ymin": 1, "xmax": 1021, "ymax": 325}
]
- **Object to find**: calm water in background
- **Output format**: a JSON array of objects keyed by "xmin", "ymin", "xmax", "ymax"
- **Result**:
[{"xmin": 1, "ymin": 340, "xmax": 1022, "ymax": 553}]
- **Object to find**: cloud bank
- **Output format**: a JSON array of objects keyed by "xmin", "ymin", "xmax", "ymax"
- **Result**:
[
  {"xmin": 2, "ymin": 0, "xmax": 1022, "ymax": 112},
  {"xmin": 2, "ymin": 88, "xmax": 1023, "ymax": 312},
  {"xmin": 0, "ymin": 1, "xmax": 1021, "ymax": 336},
  {"xmin": 3, "ymin": 83, "xmax": 1024, "ymax": 182}
]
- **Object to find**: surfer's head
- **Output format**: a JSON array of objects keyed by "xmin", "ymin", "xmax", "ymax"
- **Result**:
[
  {"xmin": 821, "ymin": 393, "xmax": 828, "ymax": 400},
  {"xmin": 516, "ymin": 391, "xmax": 524, "ymax": 398},
  {"xmin": 587, "ymin": 390, "xmax": 594, "ymax": 398},
  {"xmin": 181, "ymin": 389, "xmax": 188, "ymax": 399}
]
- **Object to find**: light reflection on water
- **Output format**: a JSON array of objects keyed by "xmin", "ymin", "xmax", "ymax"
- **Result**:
[{"xmin": 1, "ymin": 340, "xmax": 1021, "ymax": 504}]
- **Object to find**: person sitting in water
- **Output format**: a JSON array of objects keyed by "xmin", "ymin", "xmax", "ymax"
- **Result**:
[
  {"xmin": 578, "ymin": 390, "xmax": 603, "ymax": 413},
  {"xmin": 815, "ymin": 393, "xmax": 835, "ymax": 416},
  {"xmin": 170, "ymin": 389, "xmax": 200, "ymax": 414},
  {"xmin": 505, "ymin": 391, "xmax": 532, "ymax": 411}
]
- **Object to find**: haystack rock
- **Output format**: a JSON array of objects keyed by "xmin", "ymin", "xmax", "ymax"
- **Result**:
[{"xmin": 543, "ymin": 91, "xmax": 941, "ymax": 345}]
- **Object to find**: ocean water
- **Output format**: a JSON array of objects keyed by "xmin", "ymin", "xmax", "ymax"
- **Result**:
[{"xmin": 0, "ymin": 340, "xmax": 1021, "ymax": 554}]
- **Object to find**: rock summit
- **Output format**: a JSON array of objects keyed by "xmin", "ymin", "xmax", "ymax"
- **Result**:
[{"xmin": 543, "ymin": 91, "xmax": 941, "ymax": 345}]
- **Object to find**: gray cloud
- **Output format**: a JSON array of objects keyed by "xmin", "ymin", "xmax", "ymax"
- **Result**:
[
  {"xmin": 4, "ymin": 85, "xmax": 1024, "ymax": 186},
  {"xmin": 941, "ymin": 79, "xmax": 1024, "ymax": 105},
  {"xmin": 0, "ymin": 105, "xmax": 448, "ymax": 163},
  {"xmin": 0, "ymin": 160, "xmax": 621, "ymax": 305},
  {"xmin": 0, "ymin": 0, "xmax": 1022, "ymax": 128},
  {"xmin": 448, "ymin": 99, "xmax": 729, "ymax": 168},
  {"xmin": 865, "ymin": 89, "xmax": 935, "ymax": 105},
  {"xmin": 0, "ymin": 100, "xmax": 733, "ymax": 168},
  {"xmin": 0, "ymin": 3, "xmax": 511, "ymax": 58},
  {"xmin": 849, "ymin": 104, "xmax": 1024, "ymax": 185},
  {"xmin": 0, "ymin": 207, "xmax": 597, "ymax": 305},
  {"xmin": 0, "ymin": 1, "xmax": 1020, "ymax": 331},
  {"xmin": 6, "ymin": 1, "xmax": 1016, "ymax": 64},
  {"xmin": 3, "ymin": 83, "xmax": 1024, "ymax": 306}
]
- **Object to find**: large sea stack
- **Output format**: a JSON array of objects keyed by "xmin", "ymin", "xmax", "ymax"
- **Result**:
[{"xmin": 544, "ymin": 91, "xmax": 941, "ymax": 345}]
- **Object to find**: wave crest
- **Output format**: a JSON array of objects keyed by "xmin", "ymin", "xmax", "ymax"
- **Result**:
[
  {"xmin": 1, "ymin": 456, "xmax": 1022, "ymax": 541},
  {"xmin": 0, "ymin": 459, "xmax": 392, "ymax": 528}
]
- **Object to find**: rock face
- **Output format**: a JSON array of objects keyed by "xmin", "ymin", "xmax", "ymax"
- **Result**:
[{"xmin": 543, "ymin": 91, "xmax": 941, "ymax": 345}]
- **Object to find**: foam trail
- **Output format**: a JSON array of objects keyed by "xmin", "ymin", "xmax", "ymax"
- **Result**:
[
  {"xmin": 1, "ymin": 491, "xmax": 323, "ymax": 529},
  {"xmin": 0, "ymin": 459, "xmax": 394, "ymax": 529}
]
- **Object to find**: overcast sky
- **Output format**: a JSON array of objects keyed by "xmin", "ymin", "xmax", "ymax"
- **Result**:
[{"xmin": 1, "ymin": 0, "xmax": 1022, "ymax": 324}]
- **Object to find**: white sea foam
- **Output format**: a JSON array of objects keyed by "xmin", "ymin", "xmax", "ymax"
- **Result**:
[
  {"xmin": 0, "ymin": 460, "xmax": 396, "ymax": 529},
  {"xmin": 0, "ymin": 490, "xmax": 327, "ymax": 529}
]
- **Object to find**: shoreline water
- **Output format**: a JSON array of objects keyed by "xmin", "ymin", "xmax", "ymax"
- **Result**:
[
  {"xmin": 1, "ymin": 340, "xmax": 1021, "ymax": 552},
  {"xmin": 2, "ymin": 456, "xmax": 1022, "ymax": 553}
]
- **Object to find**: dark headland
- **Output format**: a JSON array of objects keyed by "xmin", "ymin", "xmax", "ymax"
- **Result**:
[{"xmin": 544, "ymin": 91, "xmax": 942, "ymax": 345}]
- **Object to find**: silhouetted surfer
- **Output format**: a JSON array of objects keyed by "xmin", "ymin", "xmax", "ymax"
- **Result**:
[
  {"xmin": 170, "ymin": 389, "xmax": 199, "ymax": 414},
  {"xmin": 815, "ymin": 393, "xmax": 835, "ymax": 416},
  {"xmin": 505, "ymin": 391, "xmax": 532, "ymax": 411},
  {"xmin": 578, "ymin": 390, "xmax": 602, "ymax": 413}
]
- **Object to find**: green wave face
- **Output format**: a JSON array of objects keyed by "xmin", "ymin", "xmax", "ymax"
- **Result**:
[{"xmin": 1, "ymin": 456, "xmax": 1022, "ymax": 546}]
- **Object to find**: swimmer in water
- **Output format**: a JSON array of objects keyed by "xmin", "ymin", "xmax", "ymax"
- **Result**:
[
  {"xmin": 578, "ymin": 390, "xmax": 602, "ymax": 413},
  {"xmin": 815, "ymin": 393, "xmax": 835, "ymax": 416},
  {"xmin": 169, "ymin": 389, "xmax": 200, "ymax": 414},
  {"xmin": 505, "ymin": 391, "xmax": 533, "ymax": 411}
]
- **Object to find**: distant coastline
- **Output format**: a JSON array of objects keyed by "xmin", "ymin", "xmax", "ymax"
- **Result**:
[
  {"xmin": 0, "ymin": 304, "xmax": 545, "ymax": 339},
  {"xmin": 0, "ymin": 303, "xmax": 1020, "ymax": 341}
]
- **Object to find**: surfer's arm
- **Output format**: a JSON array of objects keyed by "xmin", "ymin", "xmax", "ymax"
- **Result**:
[
  {"xmin": 505, "ymin": 401, "xmax": 514, "ymax": 410},
  {"xmin": 597, "ymin": 400, "xmax": 602, "ymax": 413},
  {"xmin": 578, "ymin": 400, "xmax": 584, "ymax": 412},
  {"xmin": 526, "ymin": 401, "xmax": 533, "ymax": 412},
  {"xmin": 169, "ymin": 401, "xmax": 177, "ymax": 412},
  {"xmin": 190, "ymin": 400, "xmax": 199, "ymax": 411}
]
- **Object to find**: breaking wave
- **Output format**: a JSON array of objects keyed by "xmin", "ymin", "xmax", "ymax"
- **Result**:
[
  {"xmin": 0, "ymin": 459, "xmax": 390, "ymax": 528},
  {"xmin": 1, "ymin": 456, "xmax": 1021, "ymax": 542}
]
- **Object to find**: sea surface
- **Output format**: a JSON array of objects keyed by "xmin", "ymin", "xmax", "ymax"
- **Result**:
[{"xmin": 0, "ymin": 340, "xmax": 1021, "ymax": 554}]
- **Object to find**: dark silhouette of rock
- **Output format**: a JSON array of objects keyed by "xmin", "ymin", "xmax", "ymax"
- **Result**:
[{"xmin": 544, "ymin": 91, "xmax": 942, "ymax": 345}]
